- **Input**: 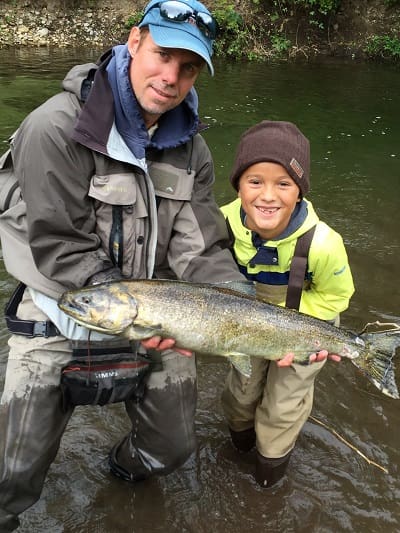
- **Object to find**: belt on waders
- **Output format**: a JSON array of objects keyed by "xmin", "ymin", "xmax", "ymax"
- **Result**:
[{"xmin": 4, "ymin": 282, "xmax": 61, "ymax": 337}]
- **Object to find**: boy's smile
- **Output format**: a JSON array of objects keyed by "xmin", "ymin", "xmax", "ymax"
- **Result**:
[{"xmin": 238, "ymin": 161, "xmax": 301, "ymax": 240}]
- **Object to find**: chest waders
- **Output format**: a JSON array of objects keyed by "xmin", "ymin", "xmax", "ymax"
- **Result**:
[
  {"xmin": 226, "ymin": 223, "xmax": 317, "ymax": 488},
  {"xmin": 226, "ymin": 219, "xmax": 316, "ymax": 309},
  {"xmin": 257, "ymin": 226, "xmax": 316, "ymax": 488}
]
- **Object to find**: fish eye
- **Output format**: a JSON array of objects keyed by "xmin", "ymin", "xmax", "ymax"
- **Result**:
[{"xmin": 82, "ymin": 296, "xmax": 91, "ymax": 304}]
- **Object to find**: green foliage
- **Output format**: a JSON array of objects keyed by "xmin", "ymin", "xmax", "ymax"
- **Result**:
[
  {"xmin": 268, "ymin": 0, "xmax": 341, "ymax": 33},
  {"xmin": 125, "ymin": 12, "xmax": 143, "ymax": 29},
  {"xmin": 214, "ymin": 2, "xmax": 244, "ymax": 33},
  {"xmin": 270, "ymin": 33, "xmax": 291, "ymax": 55},
  {"xmin": 119, "ymin": 0, "xmax": 400, "ymax": 64},
  {"xmin": 212, "ymin": 1, "xmax": 249, "ymax": 58},
  {"xmin": 302, "ymin": 0, "xmax": 341, "ymax": 15},
  {"xmin": 3, "ymin": 14, "xmax": 15, "ymax": 24},
  {"xmin": 365, "ymin": 35, "xmax": 400, "ymax": 59},
  {"xmin": 271, "ymin": 0, "xmax": 341, "ymax": 16},
  {"xmin": 212, "ymin": 0, "xmax": 294, "ymax": 60}
]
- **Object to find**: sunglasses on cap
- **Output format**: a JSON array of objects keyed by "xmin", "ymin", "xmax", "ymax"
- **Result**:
[{"xmin": 143, "ymin": 1, "xmax": 219, "ymax": 40}]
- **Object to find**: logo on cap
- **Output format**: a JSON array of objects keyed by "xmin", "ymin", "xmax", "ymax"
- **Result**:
[{"xmin": 290, "ymin": 158, "xmax": 304, "ymax": 179}]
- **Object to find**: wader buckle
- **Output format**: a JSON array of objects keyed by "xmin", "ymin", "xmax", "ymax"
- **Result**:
[
  {"xmin": 4, "ymin": 282, "xmax": 60, "ymax": 338},
  {"xmin": 32, "ymin": 320, "xmax": 60, "ymax": 338}
]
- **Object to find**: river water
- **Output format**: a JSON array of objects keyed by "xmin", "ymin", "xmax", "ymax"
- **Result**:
[{"xmin": 0, "ymin": 47, "xmax": 399, "ymax": 532}]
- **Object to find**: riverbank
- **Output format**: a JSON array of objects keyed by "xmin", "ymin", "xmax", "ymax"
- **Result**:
[
  {"xmin": 0, "ymin": 1, "xmax": 133, "ymax": 48},
  {"xmin": 0, "ymin": 0, "xmax": 399, "ymax": 61}
]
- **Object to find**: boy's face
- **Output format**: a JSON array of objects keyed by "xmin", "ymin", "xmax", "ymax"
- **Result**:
[{"xmin": 238, "ymin": 161, "xmax": 301, "ymax": 240}]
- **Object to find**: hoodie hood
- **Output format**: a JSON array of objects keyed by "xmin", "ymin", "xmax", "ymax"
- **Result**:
[{"xmin": 62, "ymin": 62, "xmax": 98, "ymax": 97}]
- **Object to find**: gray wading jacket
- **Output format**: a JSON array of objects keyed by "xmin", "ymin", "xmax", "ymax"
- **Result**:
[{"xmin": 0, "ymin": 51, "xmax": 243, "ymax": 300}]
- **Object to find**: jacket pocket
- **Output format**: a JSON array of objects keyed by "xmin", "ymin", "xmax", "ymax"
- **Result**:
[
  {"xmin": 88, "ymin": 172, "xmax": 137, "ymax": 205},
  {"xmin": 148, "ymin": 162, "xmax": 194, "ymax": 201},
  {"xmin": 88, "ymin": 172, "xmax": 148, "ymax": 279}
]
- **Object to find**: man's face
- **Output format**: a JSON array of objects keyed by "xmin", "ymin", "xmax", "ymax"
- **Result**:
[{"xmin": 127, "ymin": 27, "xmax": 205, "ymax": 128}]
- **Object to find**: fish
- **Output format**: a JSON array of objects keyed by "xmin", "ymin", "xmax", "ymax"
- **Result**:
[{"xmin": 57, "ymin": 279, "xmax": 400, "ymax": 399}]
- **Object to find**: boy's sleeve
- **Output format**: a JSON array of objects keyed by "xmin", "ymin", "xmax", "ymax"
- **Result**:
[{"xmin": 299, "ymin": 224, "xmax": 355, "ymax": 320}]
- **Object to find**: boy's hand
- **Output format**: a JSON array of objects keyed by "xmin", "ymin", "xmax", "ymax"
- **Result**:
[
  {"xmin": 141, "ymin": 336, "xmax": 193, "ymax": 357},
  {"xmin": 276, "ymin": 350, "xmax": 341, "ymax": 367}
]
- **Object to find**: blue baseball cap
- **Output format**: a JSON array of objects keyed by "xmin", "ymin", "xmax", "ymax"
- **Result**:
[{"xmin": 138, "ymin": 0, "xmax": 216, "ymax": 75}]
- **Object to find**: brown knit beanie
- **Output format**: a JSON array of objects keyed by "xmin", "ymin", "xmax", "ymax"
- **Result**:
[{"xmin": 229, "ymin": 120, "xmax": 310, "ymax": 196}]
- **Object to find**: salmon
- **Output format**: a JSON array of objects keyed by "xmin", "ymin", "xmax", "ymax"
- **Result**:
[{"xmin": 58, "ymin": 279, "xmax": 400, "ymax": 399}]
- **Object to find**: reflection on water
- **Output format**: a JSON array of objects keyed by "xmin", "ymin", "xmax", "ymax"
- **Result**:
[{"xmin": 0, "ymin": 48, "xmax": 400, "ymax": 532}]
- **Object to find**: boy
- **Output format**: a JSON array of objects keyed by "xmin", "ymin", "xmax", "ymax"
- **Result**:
[{"xmin": 220, "ymin": 120, "xmax": 355, "ymax": 488}]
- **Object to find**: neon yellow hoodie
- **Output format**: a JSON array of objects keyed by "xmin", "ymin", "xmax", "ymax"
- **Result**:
[{"xmin": 221, "ymin": 198, "xmax": 355, "ymax": 321}]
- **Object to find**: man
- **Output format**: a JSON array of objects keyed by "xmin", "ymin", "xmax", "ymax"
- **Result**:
[{"xmin": 0, "ymin": 1, "xmax": 245, "ymax": 530}]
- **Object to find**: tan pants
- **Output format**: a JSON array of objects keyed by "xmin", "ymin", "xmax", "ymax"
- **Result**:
[{"xmin": 221, "ymin": 357, "xmax": 326, "ymax": 458}]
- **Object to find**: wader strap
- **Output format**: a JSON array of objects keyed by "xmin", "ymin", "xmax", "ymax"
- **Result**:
[
  {"xmin": 225, "ymin": 217, "xmax": 235, "ymax": 250},
  {"xmin": 4, "ymin": 282, "xmax": 60, "ymax": 337},
  {"xmin": 285, "ymin": 226, "xmax": 316, "ymax": 311}
]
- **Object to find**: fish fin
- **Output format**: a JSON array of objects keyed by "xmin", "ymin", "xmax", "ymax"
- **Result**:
[
  {"xmin": 212, "ymin": 280, "xmax": 256, "ymax": 297},
  {"xmin": 228, "ymin": 354, "xmax": 252, "ymax": 377},
  {"xmin": 124, "ymin": 323, "xmax": 163, "ymax": 341},
  {"xmin": 351, "ymin": 350, "xmax": 399, "ymax": 399}
]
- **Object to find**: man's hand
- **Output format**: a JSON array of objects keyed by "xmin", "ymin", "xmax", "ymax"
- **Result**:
[
  {"xmin": 276, "ymin": 350, "xmax": 341, "ymax": 367},
  {"xmin": 140, "ymin": 336, "xmax": 193, "ymax": 357},
  {"xmin": 86, "ymin": 266, "xmax": 122, "ymax": 285}
]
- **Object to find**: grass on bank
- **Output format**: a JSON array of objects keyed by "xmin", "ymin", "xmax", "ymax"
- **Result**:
[{"xmin": 125, "ymin": 0, "xmax": 400, "ymax": 61}]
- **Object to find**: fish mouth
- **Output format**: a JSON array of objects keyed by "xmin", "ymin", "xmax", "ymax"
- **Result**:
[
  {"xmin": 69, "ymin": 315, "xmax": 124, "ymax": 335},
  {"xmin": 59, "ymin": 299, "xmax": 88, "ymax": 322}
]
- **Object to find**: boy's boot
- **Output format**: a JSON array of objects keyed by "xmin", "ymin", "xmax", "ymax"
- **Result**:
[
  {"xmin": 229, "ymin": 427, "xmax": 256, "ymax": 452},
  {"xmin": 255, "ymin": 450, "xmax": 291, "ymax": 488}
]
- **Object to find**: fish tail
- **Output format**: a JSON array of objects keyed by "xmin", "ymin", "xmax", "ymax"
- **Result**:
[
  {"xmin": 363, "ymin": 328, "xmax": 400, "ymax": 354},
  {"xmin": 352, "ymin": 329, "xmax": 400, "ymax": 399}
]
